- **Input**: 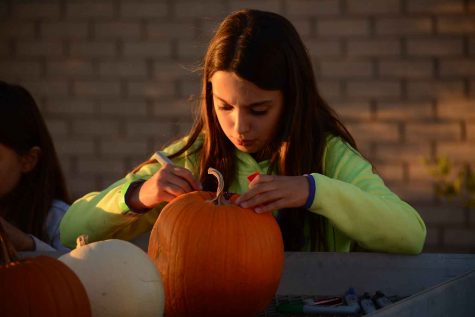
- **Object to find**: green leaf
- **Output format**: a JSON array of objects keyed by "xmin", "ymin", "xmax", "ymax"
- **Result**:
[{"xmin": 436, "ymin": 157, "xmax": 451, "ymax": 176}]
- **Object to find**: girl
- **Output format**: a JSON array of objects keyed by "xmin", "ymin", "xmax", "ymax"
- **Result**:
[
  {"xmin": 60, "ymin": 9, "xmax": 426, "ymax": 253},
  {"xmin": 0, "ymin": 81, "xmax": 70, "ymax": 252}
]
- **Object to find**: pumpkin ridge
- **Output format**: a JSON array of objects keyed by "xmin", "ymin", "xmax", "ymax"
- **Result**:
[
  {"xmin": 2, "ymin": 259, "xmax": 29, "ymax": 315},
  {"xmin": 175, "ymin": 201, "xmax": 195, "ymax": 315},
  {"xmin": 156, "ymin": 197, "xmax": 187, "ymax": 314},
  {"xmin": 35, "ymin": 257, "xmax": 64, "ymax": 317},
  {"xmin": 44, "ymin": 256, "xmax": 91, "ymax": 316},
  {"xmin": 26, "ymin": 258, "xmax": 56, "ymax": 316},
  {"xmin": 187, "ymin": 202, "xmax": 211, "ymax": 315}
]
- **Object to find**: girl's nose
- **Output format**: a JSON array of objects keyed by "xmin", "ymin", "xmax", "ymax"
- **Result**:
[{"xmin": 234, "ymin": 110, "xmax": 250, "ymax": 135}]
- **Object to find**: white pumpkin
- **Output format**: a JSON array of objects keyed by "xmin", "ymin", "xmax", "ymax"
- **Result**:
[{"xmin": 59, "ymin": 236, "xmax": 164, "ymax": 317}]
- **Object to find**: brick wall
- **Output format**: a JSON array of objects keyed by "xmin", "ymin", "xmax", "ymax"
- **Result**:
[{"xmin": 1, "ymin": 0, "xmax": 474, "ymax": 253}]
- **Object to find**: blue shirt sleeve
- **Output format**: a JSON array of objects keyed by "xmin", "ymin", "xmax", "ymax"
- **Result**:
[{"xmin": 31, "ymin": 200, "xmax": 71, "ymax": 253}]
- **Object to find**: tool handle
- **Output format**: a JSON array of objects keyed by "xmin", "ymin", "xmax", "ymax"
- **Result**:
[{"xmin": 153, "ymin": 151, "xmax": 174, "ymax": 166}]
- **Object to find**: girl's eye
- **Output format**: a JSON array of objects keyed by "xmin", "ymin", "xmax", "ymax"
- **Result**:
[
  {"xmin": 250, "ymin": 108, "xmax": 268, "ymax": 116},
  {"xmin": 216, "ymin": 102, "xmax": 269, "ymax": 115},
  {"xmin": 249, "ymin": 106, "xmax": 269, "ymax": 116},
  {"xmin": 217, "ymin": 104, "xmax": 233, "ymax": 111}
]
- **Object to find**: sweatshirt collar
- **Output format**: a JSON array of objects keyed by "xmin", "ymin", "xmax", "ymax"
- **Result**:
[{"xmin": 234, "ymin": 149, "xmax": 271, "ymax": 174}]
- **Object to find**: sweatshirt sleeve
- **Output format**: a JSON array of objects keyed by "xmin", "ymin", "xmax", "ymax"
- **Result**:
[
  {"xmin": 42, "ymin": 200, "xmax": 71, "ymax": 253},
  {"xmin": 59, "ymin": 164, "xmax": 162, "ymax": 249},
  {"xmin": 60, "ymin": 136, "xmax": 202, "ymax": 249},
  {"xmin": 308, "ymin": 136, "xmax": 426, "ymax": 254},
  {"xmin": 31, "ymin": 235, "xmax": 56, "ymax": 252}
]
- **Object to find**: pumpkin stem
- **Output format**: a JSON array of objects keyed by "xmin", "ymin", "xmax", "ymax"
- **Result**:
[
  {"xmin": 76, "ymin": 234, "xmax": 89, "ymax": 249},
  {"xmin": 0, "ymin": 221, "xmax": 19, "ymax": 265},
  {"xmin": 207, "ymin": 167, "xmax": 230, "ymax": 205}
]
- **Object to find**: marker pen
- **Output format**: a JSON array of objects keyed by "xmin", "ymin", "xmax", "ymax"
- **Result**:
[
  {"xmin": 153, "ymin": 151, "xmax": 174, "ymax": 165},
  {"xmin": 303, "ymin": 296, "xmax": 342, "ymax": 306},
  {"xmin": 373, "ymin": 291, "xmax": 393, "ymax": 308},
  {"xmin": 344, "ymin": 287, "xmax": 359, "ymax": 307},
  {"xmin": 360, "ymin": 292, "xmax": 376, "ymax": 314},
  {"xmin": 276, "ymin": 288, "xmax": 360, "ymax": 315}
]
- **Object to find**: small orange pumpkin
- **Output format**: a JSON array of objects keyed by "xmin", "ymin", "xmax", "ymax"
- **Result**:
[
  {"xmin": 0, "ymin": 222, "xmax": 91, "ymax": 317},
  {"xmin": 148, "ymin": 168, "xmax": 284, "ymax": 317}
]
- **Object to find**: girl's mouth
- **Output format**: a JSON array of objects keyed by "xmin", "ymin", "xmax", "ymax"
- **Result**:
[{"xmin": 237, "ymin": 139, "xmax": 255, "ymax": 147}]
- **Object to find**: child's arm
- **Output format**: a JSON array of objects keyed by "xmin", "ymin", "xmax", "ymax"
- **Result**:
[
  {"xmin": 59, "ymin": 171, "xmax": 160, "ymax": 249},
  {"xmin": 0, "ymin": 216, "xmax": 64, "ymax": 252},
  {"xmin": 31, "ymin": 236, "xmax": 58, "ymax": 252},
  {"xmin": 1, "ymin": 202, "xmax": 70, "ymax": 253},
  {"xmin": 0, "ymin": 216, "xmax": 35, "ymax": 251},
  {"xmin": 307, "ymin": 136, "xmax": 426, "ymax": 254},
  {"xmin": 60, "ymin": 150, "xmax": 200, "ymax": 249},
  {"xmin": 236, "ymin": 136, "xmax": 426, "ymax": 254}
]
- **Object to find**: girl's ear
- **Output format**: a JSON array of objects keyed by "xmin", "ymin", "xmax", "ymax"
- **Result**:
[{"xmin": 20, "ymin": 146, "xmax": 41, "ymax": 173}]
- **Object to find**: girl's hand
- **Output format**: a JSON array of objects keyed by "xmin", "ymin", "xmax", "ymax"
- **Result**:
[
  {"xmin": 128, "ymin": 163, "xmax": 202, "ymax": 209},
  {"xmin": 235, "ymin": 174, "xmax": 310, "ymax": 213},
  {"xmin": 0, "ymin": 216, "xmax": 35, "ymax": 251}
]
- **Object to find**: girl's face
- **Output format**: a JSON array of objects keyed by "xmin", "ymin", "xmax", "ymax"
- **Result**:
[
  {"xmin": 210, "ymin": 71, "xmax": 284, "ymax": 155},
  {"xmin": 0, "ymin": 144, "xmax": 24, "ymax": 198},
  {"xmin": 0, "ymin": 144, "xmax": 38, "ymax": 198}
]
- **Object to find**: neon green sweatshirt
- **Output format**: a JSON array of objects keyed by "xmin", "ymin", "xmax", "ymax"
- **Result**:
[{"xmin": 60, "ymin": 135, "xmax": 426, "ymax": 254}]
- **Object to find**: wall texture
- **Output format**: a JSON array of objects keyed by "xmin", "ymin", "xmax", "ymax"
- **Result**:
[{"xmin": 0, "ymin": 0, "xmax": 474, "ymax": 252}]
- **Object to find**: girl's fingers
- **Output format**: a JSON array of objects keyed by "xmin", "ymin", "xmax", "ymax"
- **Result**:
[
  {"xmin": 162, "ymin": 181, "xmax": 189, "ymax": 198},
  {"xmin": 157, "ymin": 191, "xmax": 177, "ymax": 202},
  {"xmin": 247, "ymin": 174, "xmax": 274, "ymax": 189},
  {"xmin": 236, "ymin": 175, "xmax": 274, "ymax": 204},
  {"xmin": 166, "ymin": 172, "xmax": 194, "ymax": 193},
  {"xmin": 170, "ymin": 166, "xmax": 202, "ymax": 191},
  {"xmin": 155, "ymin": 178, "xmax": 190, "ymax": 202},
  {"xmin": 254, "ymin": 198, "xmax": 286, "ymax": 213},
  {"xmin": 237, "ymin": 175, "xmax": 309, "ymax": 210},
  {"xmin": 159, "ymin": 164, "xmax": 201, "ymax": 191},
  {"xmin": 239, "ymin": 189, "xmax": 278, "ymax": 209}
]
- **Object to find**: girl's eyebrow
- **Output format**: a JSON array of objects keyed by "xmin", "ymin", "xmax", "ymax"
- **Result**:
[{"xmin": 213, "ymin": 94, "xmax": 272, "ymax": 107}]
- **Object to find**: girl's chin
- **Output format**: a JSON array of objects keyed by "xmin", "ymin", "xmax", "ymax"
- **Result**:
[{"xmin": 234, "ymin": 143, "xmax": 258, "ymax": 153}]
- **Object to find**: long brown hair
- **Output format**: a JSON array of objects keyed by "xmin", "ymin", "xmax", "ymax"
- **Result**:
[
  {"xmin": 148, "ymin": 10, "xmax": 356, "ymax": 250},
  {"xmin": 0, "ymin": 81, "xmax": 70, "ymax": 242}
]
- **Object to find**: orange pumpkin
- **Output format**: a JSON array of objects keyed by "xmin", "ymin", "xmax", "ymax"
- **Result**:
[
  {"xmin": 148, "ymin": 168, "xmax": 284, "ymax": 317},
  {"xmin": 0, "ymin": 223, "xmax": 91, "ymax": 317}
]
